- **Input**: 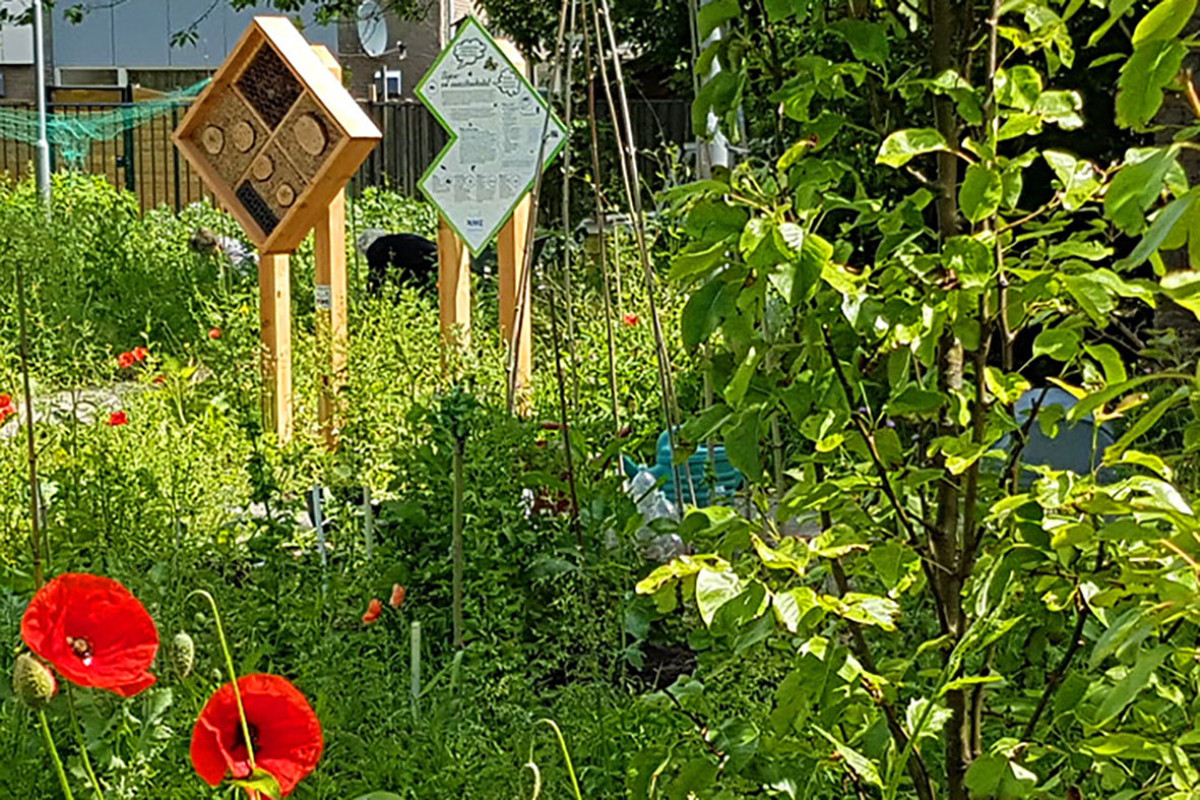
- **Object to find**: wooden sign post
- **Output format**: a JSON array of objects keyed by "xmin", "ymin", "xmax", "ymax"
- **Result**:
[
  {"xmin": 173, "ymin": 17, "xmax": 379, "ymax": 443},
  {"xmin": 439, "ymin": 217, "xmax": 472, "ymax": 353},
  {"xmin": 497, "ymin": 194, "xmax": 533, "ymax": 403},
  {"xmin": 415, "ymin": 17, "xmax": 567, "ymax": 400}
]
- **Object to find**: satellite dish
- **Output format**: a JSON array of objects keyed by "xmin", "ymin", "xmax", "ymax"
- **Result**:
[{"xmin": 356, "ymin": 1, "xmax": 388, "ymax": 58}]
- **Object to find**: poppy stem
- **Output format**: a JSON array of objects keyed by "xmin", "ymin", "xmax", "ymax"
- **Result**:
[
  {"xmin": 65, "ymin": 684, "xmax": 105, "ymax": 799},
  {"xmin": 189, "ymin": 590, "xmax": 256, "ymax": 770},
  {"xmin": 38, "ymin": 708, "xmax": 76, "ymax": 800},
  {"xmin": 537, "ymin": 719, "xmax": 582, "ymax": 800}
]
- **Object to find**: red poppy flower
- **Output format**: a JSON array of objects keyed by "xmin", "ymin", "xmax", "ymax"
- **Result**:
[
  {"xmin": 0, "ymin": 394, "xmax": 15, "ymax": 424},
  {"xmin": 191, "ymin": 674, "xmax": 323, "ymax": 797},
  {"xmin": 132, "ymin": 346, "xmax": 149, "ymax": 363},
  {"xmin": 209, "ymin": 327, "xmax": 222, "ymax": 340},
  {"xmin": 622, "ymin": 313, "xmax": 640, "ymax": 326},
  {"xmin": 107, "ymin": 411, "xmax": 128, "ymax": 426},
  {"xmin": 389, "ymin": 584, "xmax": 406, "ymax": 608},
  {"xmin": 20, "ymin": 573, "xmax": 158, "ymax": 697},
  {"xmin": 117, "ymin": 352, "xmax": 135, "ymax": 369},
  {"xmin": 362, "ymin": 598, "xmax": 383, "ymax": 625}
]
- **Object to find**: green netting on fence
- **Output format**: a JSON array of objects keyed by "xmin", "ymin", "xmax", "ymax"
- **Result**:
[{"xmin": 0, "ymin": 78, "xmax": 210, "ymax": 165}]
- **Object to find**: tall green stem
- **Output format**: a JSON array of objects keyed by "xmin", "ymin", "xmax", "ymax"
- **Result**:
[
  {"xmin": 39, "ymin": 709, "xmax": 76, "ymax": 800},
  {"xmin": 190, "ymin": 590, "xmax": 256, "ymax": 770},
  {"xmin": 538, "ymin": 719, "xmax": 582, "ymax": 800},
  {"xmin": 452, "ymin": 439, "xmax": 465, "ymax": 650},
  {"xmin": 65, "ymin": 684, "xmax": 104, "ymax": 799}
]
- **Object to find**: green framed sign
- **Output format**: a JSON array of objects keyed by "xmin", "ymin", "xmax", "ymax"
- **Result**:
[{"xmin": 415, "ymin": 17, "xmax": 568, "ymax": 255}]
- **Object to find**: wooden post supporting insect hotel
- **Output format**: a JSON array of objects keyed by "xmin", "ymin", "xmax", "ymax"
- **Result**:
[
  {"xmin": 416, "ymin": 18, "xmax": 568, "ymax": 402},
  {"xmin": 173, "ymin": 17, "xmax": 380, "ymax": 444}
]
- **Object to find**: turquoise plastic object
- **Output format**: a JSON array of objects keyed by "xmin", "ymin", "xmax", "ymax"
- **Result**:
[{"xmin": 622, "ymin": 430, "xmax": 744, "ymax": 507}]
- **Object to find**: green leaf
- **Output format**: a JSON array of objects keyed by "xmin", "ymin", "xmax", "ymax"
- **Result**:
[
  {"xmin": 777, "ymin": 138, "xmax": 816, "ymax": 171},
  {"xmin": 1032, "ymin": 329, "xmax": 1081, "ymax": 361},
  {"xmin": 696, "ymin": 567, "xmax": 741, "ymax": 625},
  {"xmin": 814, "ymin": 727, "xmax": 882, "ymax": 788},
  {"xmin": 984, "ymin": 367, "xmax": 1030, "ymax": 405},
  {"xmin": 929, "ymin": 70, "xmax": 984, "ymax": 125},
  {"xmin": 1089, "ymin": 606, "xmax": 1142, "ymax": 671},
  {"xmin": 960, "ymin": 165, "xmax": 1003, "ymax": 223},
  {"xmin": 771, "ymin": 229, "xmax": 833, "ymax": 305},
  {"xmin": 1105, "ymin": 146, "xmax": 1177, "ymax": 234},
  {"xmin": 666, "ymin": 757, "xmax": 719, "ymax": 798},
  {"xmin": 877, "ymin": 129, "xmax": 950, "ymax": 168},
  {"xmin": 232, "ymin": 769, "xmax": 283, "ymax": 800},
  {"xmin": 698, "ymin": 0, "xmax": 740, "ymax": 39},
  {"xmin": 1084, "ymin": 343, "xmax": 1128, "ymax": 385},
  {"xmin": 996, "ymin": 65, "xmax": 1042, "ymax": 111},
  {"xmin": 686, "ymin": 200, "xmax": 749, "ymax": 243},
  {"xmin": 772, "ymin": 586, "xmax": 821, "ymax": 633},
  {"xmin": 886, "ymin": 386, "xmax": 946, "ymax": 416},
  {"xmin": 1104, "ymin": 385, "xmax": 1189, "ymax": 463},
  {"xmin": 997, "ymin": 113, "xmax": 1043, "ymax": 141},
  {"xmin": 1042, "ymin": 150, "xmax": 1099, "ymax": 210},
  {"xmin": 682, "ymin": 277, "xmax": 738, "ymax": 349},
  {"xmin": 682, "ymin": 403, "xmax": 732, "ymax": 442},
  {"xmin": 1088, "ymin": 0, "xmax": 1134, "ymax": 45},
  {"xmin": 670, "ymin": 241, "xmax": 728, "ymax": 282},
  {"xmin": 636, "ymin": 554, "xmax": 731, "ymax": 595},
  {"xmin": 940, "ymin": 675, "xmax": 1004, "ymax": 695},
  {"xmin": 965, "ymin": 755, "xmax": 1038, "ymax": 800},
  {"xmin": 1162, "ymin": 269, "xmax": 1200, "ymax": 320},
  {"xmin": 1095, "ymin": 645, "xmax": 1170, "ymax": 725},
  {"xmin": 764, "ymin": 0, "xmax": 805, "ymax": 21},
  {"xmin": 1062, "ymin": 274, "xmax": 1115, "ymax": 325},
  {"xmin": 825, "ymin": 592, "xmax": 901, "ymax": 630},
  {"xmin": 752, "ymin": 534, "xmax": 809, "ymax": 574},
  {"xmin": 723, "ymin": 346, "xmax": 762, "ymax": 406},
  {"xmin": 1116, "ymin": 189, "xmax": 1199, "ymax": 270},
  {"xmin": 945, "ymin": 236, "xmax": 994, "ymax": 288},
  {"xmin": 712, "ymin": 718, "xmax": 760, "ymax": 772},
  {"xmin": 831, "ymin": 19, "xmax": 889, "ymax": 65},
  {"xmin": 1081, "ymin": 733, "xmax": 1163, "ymax": 760},
  {"xmin": 1132, "ymin": 0, "xmax": 1197, "ymax": 45},
  {"xmin": 725, "ymin": 407, "xmax": 763, "ymax": 481},
  {"xmin": 1034, "ymin": 90, "xmax": 1083, "ymax": 129},
  {"xmin": 352, "ymin": 795, "xmax": 406, "ymax": 800},
  {"xmin": 692, "ymin": 70, "xmax": 741, "ymax": 136},
  {"xmin": 1117, "ymin": 39, "xmax": 1187, "ymax": 129}
]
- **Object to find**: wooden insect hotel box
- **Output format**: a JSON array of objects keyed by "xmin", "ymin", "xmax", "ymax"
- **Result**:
[{"xmin": 174, "ymin": 17, "xmax": 381, "ymax": 254}]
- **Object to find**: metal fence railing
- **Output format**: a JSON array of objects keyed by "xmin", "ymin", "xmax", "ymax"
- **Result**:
[{"xmin": 0, "ymin": 96, "xmax": 693, "ymax": 211}]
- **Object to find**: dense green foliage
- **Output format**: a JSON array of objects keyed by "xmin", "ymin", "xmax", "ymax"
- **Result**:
[
  {"xmin": 7, "ymin": 0, "xmax": 1200, "ymax": 798},
  {"xmin": 0, "ymin": 175, "xmax": 690, "ymax": 798},
  {"xmin": 635, "ymin": 0, "xmax": 1200, "ymax": 798}
]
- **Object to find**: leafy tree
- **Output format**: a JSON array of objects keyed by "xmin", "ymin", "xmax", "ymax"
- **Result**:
[{"xmin": 636, "ymin": 0, "xmax": 1200, "ymax": 798}]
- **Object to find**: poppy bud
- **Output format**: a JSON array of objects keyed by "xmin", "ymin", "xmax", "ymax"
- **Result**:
[
  {"xmin": 13, "ymin": 652, "xmax": 57, "ymax": 709},
  {"xmin": 169, "ymin": 631, "xmax": 195, "ymax": 679}
]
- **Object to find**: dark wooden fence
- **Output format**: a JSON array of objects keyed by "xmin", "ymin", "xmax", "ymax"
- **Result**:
[{"xmin": 0, "ymin": 97, "xmax": 693, "ymax": 211}]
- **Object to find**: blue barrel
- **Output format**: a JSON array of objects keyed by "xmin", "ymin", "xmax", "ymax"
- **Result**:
[{"xmin": 623, "ymin": 430, "xmax": 744, "ymax": 507}]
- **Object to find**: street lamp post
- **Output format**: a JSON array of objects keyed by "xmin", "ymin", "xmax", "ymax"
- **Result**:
[{"xmin": 32, "ymin": 0, "xmax": 50, "ymax": 206}]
